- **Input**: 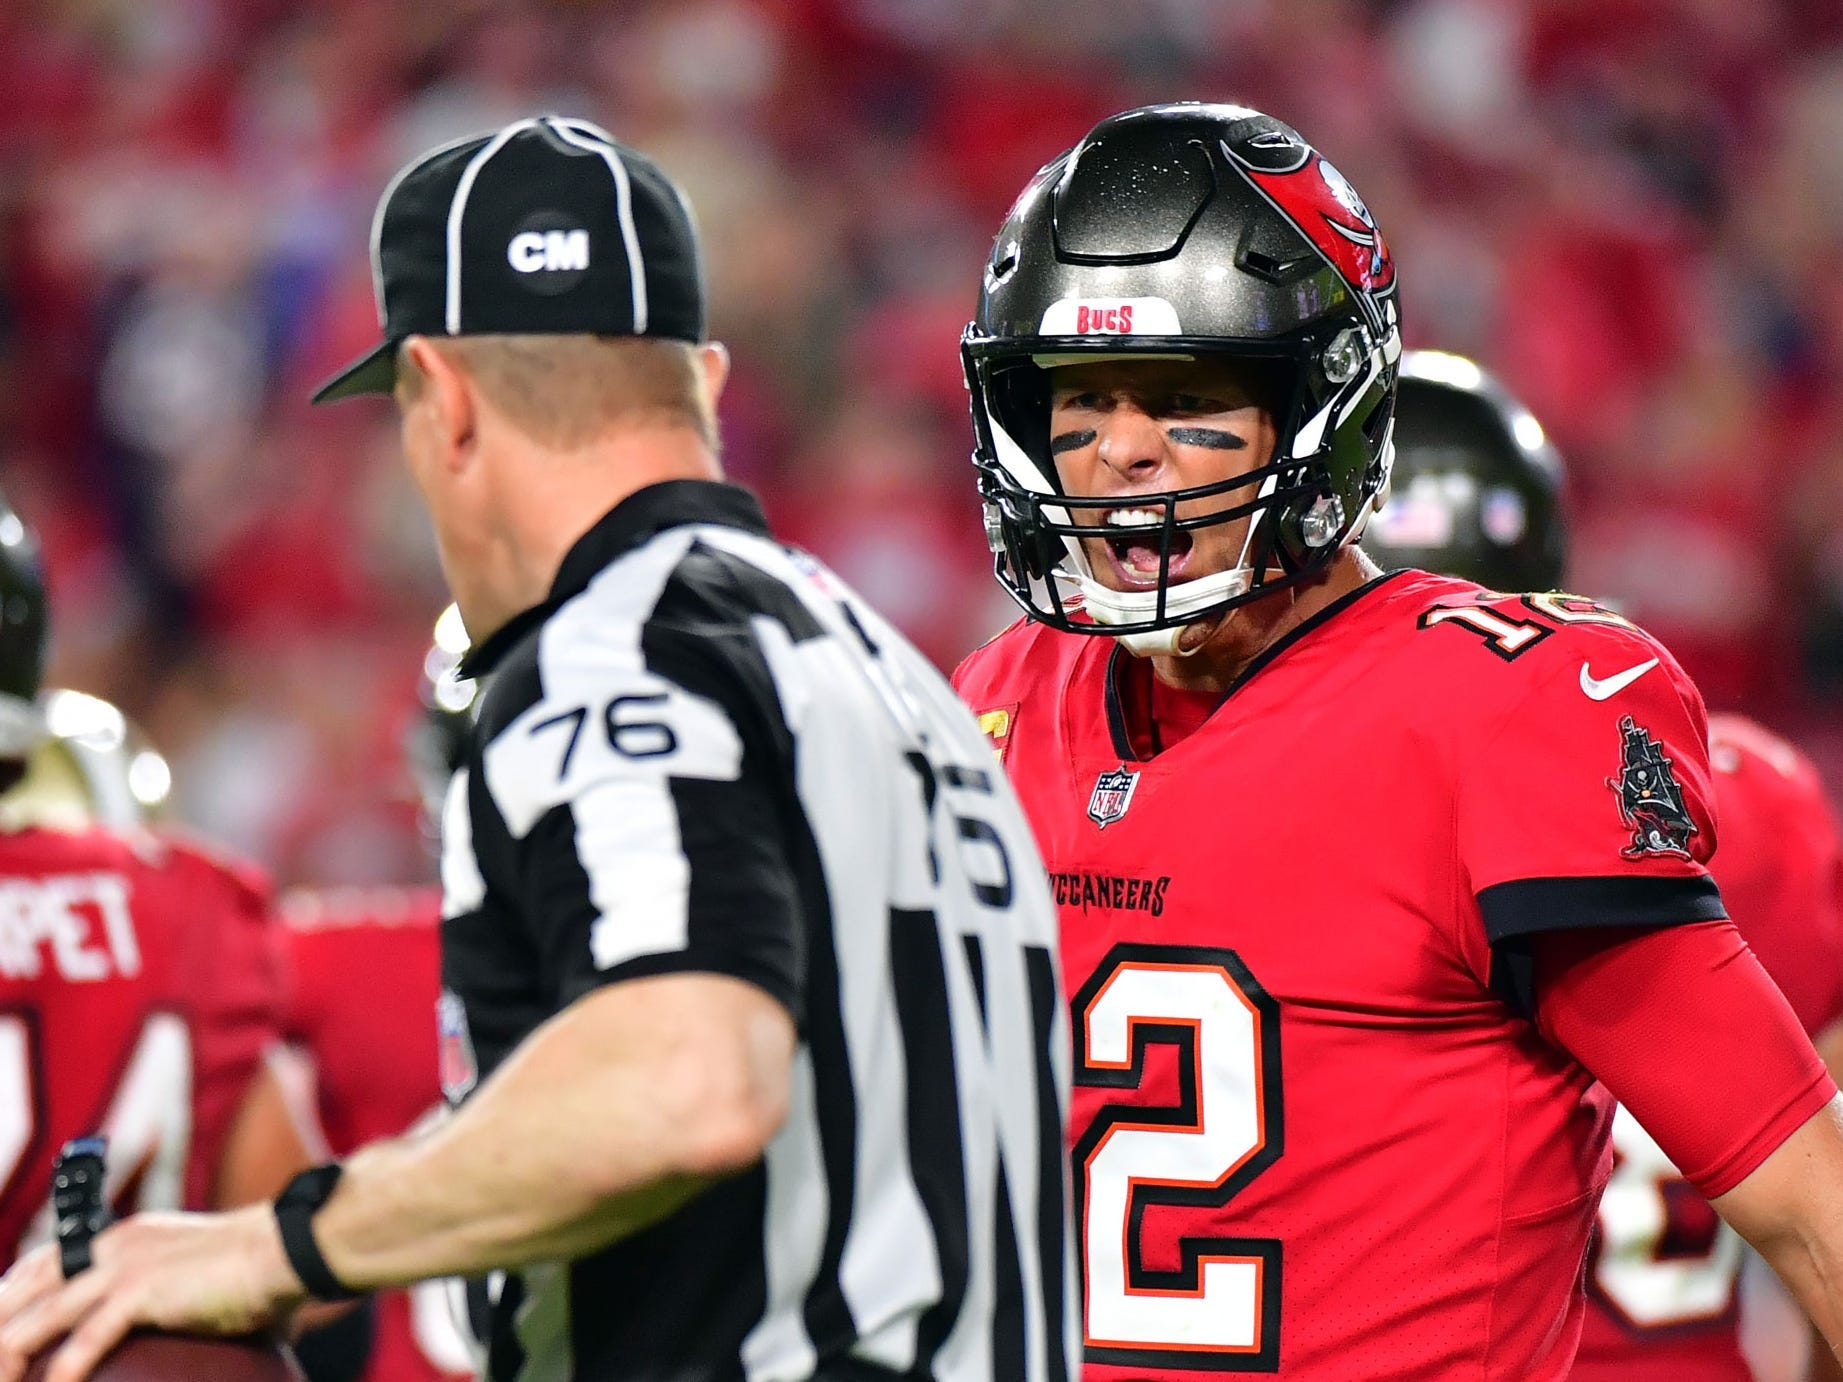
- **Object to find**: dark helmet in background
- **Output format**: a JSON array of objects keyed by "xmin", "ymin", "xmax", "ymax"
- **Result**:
[
  {"xmin": 406, "ymin": 604, "xmax": 481, "ymax": 831},
  {"xmin": 1362, "ymin": 350, "xmax": 1566, "ymax": 592},
  {"xmin": 0, "ymin": 495, "xmax": 49, "ymax": 760},
  {"xmin": 963, "ymin": 102, "xmax": 1402, "ymax": 653},
  {"xmin": 0, "ymin": 493, "xmax": 162, "ymax": 819}
]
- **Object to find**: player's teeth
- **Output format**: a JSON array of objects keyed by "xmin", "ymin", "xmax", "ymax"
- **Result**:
[{"xmin": 1108, "ymin": 508, "xmax": 1161, "ymax": 527}]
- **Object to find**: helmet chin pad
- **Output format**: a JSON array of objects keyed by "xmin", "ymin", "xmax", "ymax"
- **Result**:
[{"xmin": 1078, "ymin": 562, "xmax": 1254, "ymax": 657}]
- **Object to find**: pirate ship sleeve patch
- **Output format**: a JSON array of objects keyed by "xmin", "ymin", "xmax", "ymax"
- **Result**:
[
  {"xmin": 1451, "ymin": 626, "xmax": 1722, "ymax": 948},
  {"xmin": 1608, "ymin": 715, "xmax": 1698, "ymax": 859}
]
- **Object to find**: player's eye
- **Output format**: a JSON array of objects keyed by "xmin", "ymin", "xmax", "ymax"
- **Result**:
[{"xmin": 1165, "ymin": 394, "xmax": 1223, "ymax": 413}]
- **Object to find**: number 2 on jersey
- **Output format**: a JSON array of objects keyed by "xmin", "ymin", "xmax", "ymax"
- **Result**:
[{"xmin": 1073, "ymin": 944, "xmax": 1284, "ymax": 1371}]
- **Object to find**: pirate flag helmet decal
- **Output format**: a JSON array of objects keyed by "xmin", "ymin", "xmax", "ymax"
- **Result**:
[
  {"xmin": 1607, "ymin": 715, "xmax": 1698, "ymax": 860},
  {"xmin": 1223, "ymin": 129, "xmax": 1396, "ymax": 297}
]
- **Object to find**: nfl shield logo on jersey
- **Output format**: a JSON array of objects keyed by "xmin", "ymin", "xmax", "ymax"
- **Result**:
[
  {"xmin": 1087, "ymin": 768, "xmax": 1140, "ymax": 829},
  {"xmin": 437, "ymin": 988, "xmax": 478, "ymax": 1102}
]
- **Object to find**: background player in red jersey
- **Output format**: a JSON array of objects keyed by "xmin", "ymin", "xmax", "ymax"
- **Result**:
[
  {"xmin": 955, "ymin": 102, "xmax": 1843, "ymax": 1378},
  {"xmin": 279, "ymin": 888, "xmax": 471, "ymax": 1382},
  {"xmin": 1365, "ymin": 349, "xmax": 1843, "ymax": 1382},
  {"xmin": 277, "ymin": 608, "xmax": 476, "ymax": 1382},
  {"xmin": 0, "ymin": 497, "xmax": 320, "ymax": 1269}
]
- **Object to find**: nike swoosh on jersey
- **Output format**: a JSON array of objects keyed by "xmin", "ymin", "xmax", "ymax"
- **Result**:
[{"xmin": 1580, "ymin": 657, "xmax": 1660, "ymax": 701}]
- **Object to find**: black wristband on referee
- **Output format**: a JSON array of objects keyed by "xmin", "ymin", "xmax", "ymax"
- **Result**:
[{"xmin": 274, "ymin": 1164, "xmax": 363, "ymax": 1302}]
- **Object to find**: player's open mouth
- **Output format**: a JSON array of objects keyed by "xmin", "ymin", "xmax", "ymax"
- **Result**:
[{"xmin": 1099, "ymin": 507, "xmax": 1195, "ymax": 587}]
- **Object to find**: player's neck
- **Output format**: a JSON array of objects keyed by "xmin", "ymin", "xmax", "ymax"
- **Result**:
[
  {"xmin": 1141, "ymin": 549, "xmax": 1381, "ymax": 695},
  {"xmin": 458, "ymin": 426, "xmax": 723, "ymax": 640}
]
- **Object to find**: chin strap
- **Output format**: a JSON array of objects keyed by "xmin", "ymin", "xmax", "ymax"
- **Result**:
[{"xmin": 1106, "ymin": 624, "xmax": 1191, "ymax": 657}]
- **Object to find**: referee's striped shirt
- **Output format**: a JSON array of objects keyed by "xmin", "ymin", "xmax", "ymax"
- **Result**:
[{"xmin": 439, "ymin": 480, "xmax": 1076, "ymax": 1382}]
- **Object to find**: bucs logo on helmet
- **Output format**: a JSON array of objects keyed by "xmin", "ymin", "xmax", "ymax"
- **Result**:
[{"xmin": 1222, "ymin": 130, "xmax": 1396, "ymax": 296}]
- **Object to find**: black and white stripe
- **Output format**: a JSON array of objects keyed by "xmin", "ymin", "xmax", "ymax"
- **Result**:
[{"xmin": 441, "ymin": 482, "xmax": 1075, "ymax": 1382}]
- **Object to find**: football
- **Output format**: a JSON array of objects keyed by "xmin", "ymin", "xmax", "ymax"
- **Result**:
[{"xmin": 22, "ymin": 1334, "xmax": 301, "ymax": 1382}]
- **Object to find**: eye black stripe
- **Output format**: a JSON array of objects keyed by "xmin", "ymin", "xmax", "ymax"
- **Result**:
[
  {"xmin": 1166, "ymin": 428, "xmax": 1245, "ymax": 450},
  {"xmin": 1049, "ymin": 429, "xmax": 1097, "ymax": 455}
]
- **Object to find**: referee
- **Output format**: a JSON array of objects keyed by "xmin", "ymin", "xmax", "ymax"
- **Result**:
[{"xmin": 0, "ymin": 118, "xmax": 1074, "ymax": 1382}]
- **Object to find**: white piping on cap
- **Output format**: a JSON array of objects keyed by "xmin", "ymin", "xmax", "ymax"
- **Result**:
[
  {"xmin": 370, "ymin": 132, "xmax": 479, "ymax": 329},
  {"xmin": 545, "ymin": 117, "xmax": 648, "ymax": 335},
  {"xmin": 445, "ymin": 118, "xmax": 542, "ymax": 334}
]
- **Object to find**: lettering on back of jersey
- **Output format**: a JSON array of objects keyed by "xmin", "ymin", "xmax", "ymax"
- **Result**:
[
  {"xmin": 1608, "ymin": 717, "xmax": 1697, "ymax": 860},
  {"xmin": 0, "ymin": 874, "xmax": 139, "ymax": 981}
]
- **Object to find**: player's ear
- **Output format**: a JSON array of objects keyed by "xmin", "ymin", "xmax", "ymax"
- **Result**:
[
  {"xmin": 697, "ymin": 342, "xmax": 730, "ymax": 412},
  {"xmin": 400, "ymin": 336, "xmax": 477, "ymax": 473}
]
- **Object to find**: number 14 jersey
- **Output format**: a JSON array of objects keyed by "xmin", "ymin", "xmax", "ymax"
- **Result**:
[
  {"xmin": 954, "ymin": 570, "xmax": 1827, "ymax": 1380},
  {"xmin": 0, "ymin": 826, "xmax": 281, "ymax": 1265}
]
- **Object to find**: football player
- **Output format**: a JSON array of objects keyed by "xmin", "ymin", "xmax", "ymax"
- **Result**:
[
  {"xmin": 0, "ymin": 499, "xmax": 320, "ymax": 1268},
  {"xmin": 953, "ymin": 102, "xmax": 1843, "ymax": 1378},
  {"xmin": 277, "ymin": 607, "xmax": 476, "ymax": 1382},
  {"xmin": 1365, "ymin": 349, "xmax": 1843, "ymax": 1382}
]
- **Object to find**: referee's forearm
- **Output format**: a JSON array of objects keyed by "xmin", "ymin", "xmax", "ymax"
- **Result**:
[
  {"xmin": 304, "ymin": 976, "xmax": 791, "ymax": 1289},
  {"xmin": 313, "ymin": 1107, "xmax": 711, "ymax": 1290}
]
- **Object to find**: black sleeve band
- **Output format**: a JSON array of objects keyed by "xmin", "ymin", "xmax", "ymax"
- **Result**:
[
  {"xmin": 274, "ymin": 1164, "xmax": 364, "ymax": 1302},
  {"xmin": 1478, "ymin": 873, "xmax": 1727, "ymax": 946},
  {"xmin": 1480, "ymin": 874, "xmax": 1728, "ymax": 1020}
]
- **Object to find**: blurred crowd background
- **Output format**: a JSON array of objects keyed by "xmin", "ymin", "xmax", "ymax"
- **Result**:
[{"xmin": 2, "ymin": 0, "xmax": 1843, "ymax": 889}]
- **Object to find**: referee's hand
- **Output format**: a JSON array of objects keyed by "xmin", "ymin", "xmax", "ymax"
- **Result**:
[{"xmin": 0, "ymin": 1207, "xmax": 305, "ymax": 1382}]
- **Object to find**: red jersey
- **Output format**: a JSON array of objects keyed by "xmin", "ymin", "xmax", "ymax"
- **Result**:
[
  {"xmin": 1574, "ymin": 713, "xmax": 1843, "ymax": 1381},
  {"xmin": 0, "ymin": 826, "xmax": 281, "ymax": 1266},
  {"xmin": 280, "ymin": 886, "xmax": 473, "ymax": 1382},
  {"xmin": 954, "ymin": 572, "xmax": 1817, "ymax": 1380}
]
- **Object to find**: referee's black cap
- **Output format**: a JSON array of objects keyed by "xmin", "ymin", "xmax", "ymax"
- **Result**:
[{"xmin": 313, "ymin": 115, "xmax": 705, "ymax": 404}]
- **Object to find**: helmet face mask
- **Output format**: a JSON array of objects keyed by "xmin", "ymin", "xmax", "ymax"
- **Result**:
[{"xmin": 964, "ymin": 104, "xmax": 1402, "ymax": 651}]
